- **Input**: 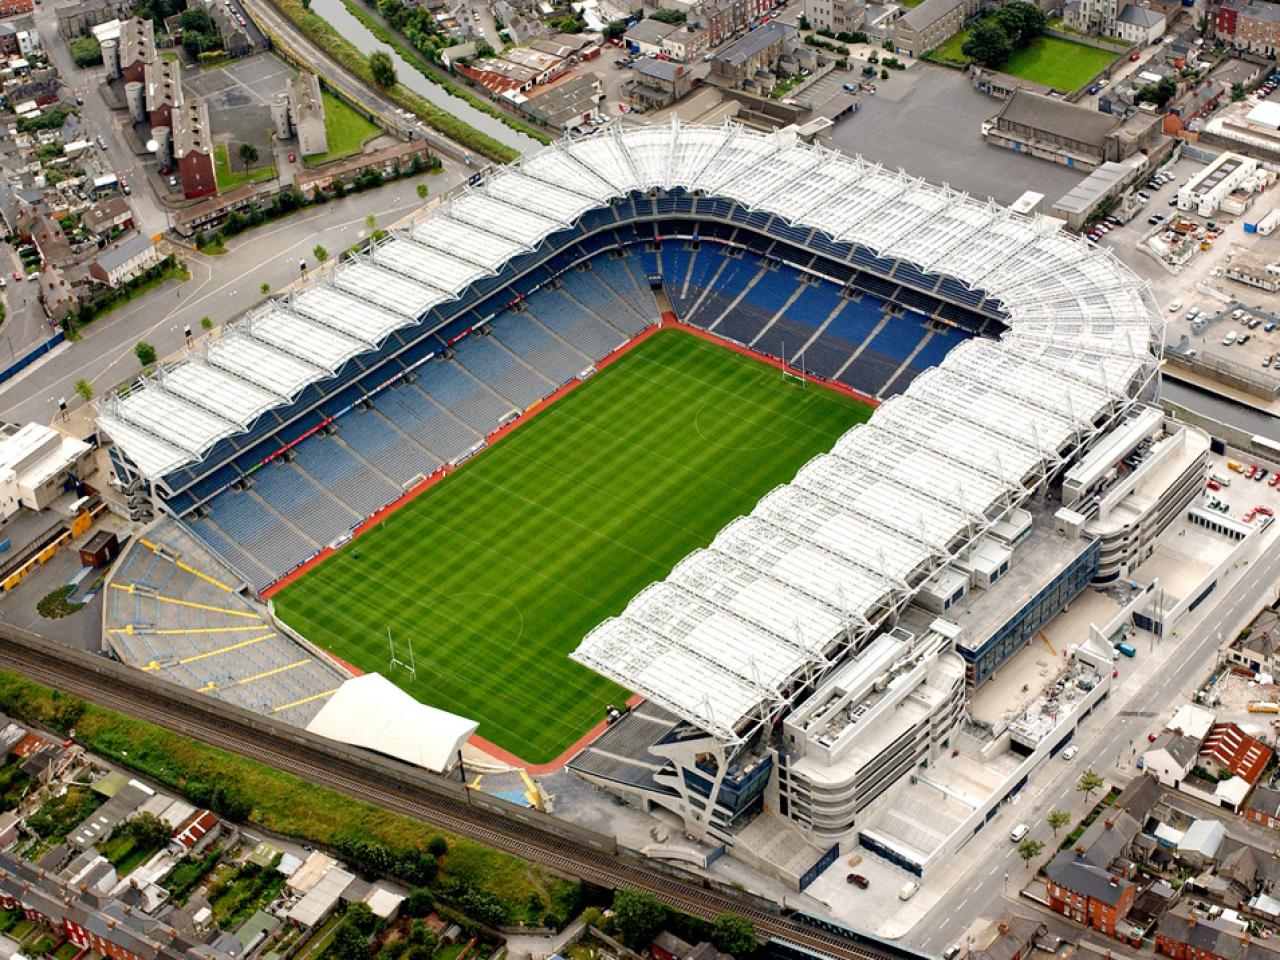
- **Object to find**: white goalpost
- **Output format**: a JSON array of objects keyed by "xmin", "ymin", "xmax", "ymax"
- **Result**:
[
  {"xmin": 781, "ymin": 340, "xmax": 807, "ymax": 386},
  {"xmin": 387, "ymin": 626, "xmax": 417, "ymax": 682}
]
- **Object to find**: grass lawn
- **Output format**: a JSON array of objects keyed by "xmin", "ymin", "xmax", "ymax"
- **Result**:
[
  {"xmin": 928, "ymin": 29, "xmax": 1118, "ymax": 89},
  {"xmin": 274, "ymin": 329, "xmax": 873, "ymax": 764},
  {"xmin": 54, "ymin": 941, "xmax": 80, "ymax": 960},
  {"xmin": 302, "ymin": 93, "xmax": 380, "ymax": 167},
  {"xmin": 214, "ymin": 144, "xmax": 277, "ymax": 192},
  {"xmin": 101, "ymin": 832, "xmax": 160, "ymax": 877},
  {"xmin": 207, "ymin": 861, "xmax": 288, "ymax": 930}
]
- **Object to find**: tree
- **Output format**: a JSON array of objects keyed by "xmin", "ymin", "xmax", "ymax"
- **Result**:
[
  {"xmin": 416, "ymin": 183, "xmax": 429, "ymax": 200},
  {"xmin": 127, "ymin": 811, "xmax": 172, "ymax": 849},
  {"xmin": 134, "ymin": 341, "xmax": 157, "ymax": 367},
  {"xmin": 347, "ymin": 902, "xmax": 380, "ymax": 936},
  {"xmin": 365, "ymin": 212, "xmax": 378, "ymax": 233},
  {"xmin": 74, "ymin": 378, "xmax": 93, "ymax": 402},
  {"xmin": 651, "ymin": 8, "xmax": 685, "ymax": 23},
  {"xmin": 798, "ymin": 13, "xmax": 810, "ymax": 29},
  {"xmin": 370, "ymin": 50, "xmax": 397, "ymax": 88},
  {"xmin": 1232, "ymin": 82, "xmax": 1245, "ymax": 101},
  {"xmin": 333, "ymin": 923, "xmax": 370, "ymax": 960},
  {"xmin": 612, "ymin": 890, "xmax": 666, "ymax": 950},
  {"xmin": 961, "ymin": 19, "xmax": 1014, "ymax": 67},
  {"xmin": 1017, "ymin": 837, "xmax": 1044, "ymax": 867},
  {"xmin": 1137, "ymin": 75, "xmax": 1177, "ymax": 108},
  {"xmin": 1047, "ymin": 809, "xmax": 1071, "ymax": 838},
  {"xmin": 880, "ymin": 67, "xmax": 889, "ymax": 79},
  {"xmin": 68, "ymin": 36, "xmax": 102, "ymax": 67},
  {"xmin": 313, "ymin": 244, "xmax": 329, "ymax": 263},
  {"xmin": 238, "ymin": 142, "xmax": 259, "ymax": 174},
  {"xmin": 1077, "ymin": 768, "xmax": 1105, "ymax": 803},
  {"xmin": 404, "ymin": 888, "xmax": 433, "ymax": 918},
  {"xmin": 712, "ymin": 914, "xmax": 757, "ymax": 959},
  {"xmin": 200, "ymin": 315, "xmax": 213, "ymax": 330},
  {"xmin": 427, "ymin": 835, "xmax": 448, "ymax": 859},
  {"xmin": 260, "ymin": 282, "xmax": 270, "ymax": 296},
  {"xmin": 408, "ymin": 922, "xmax": 438, "ymax": 954},
  {"xmin": 993, "ymin": 0, "xmax": 1045, "ymax": 46},
  {"xmin": 603, "ymin": 18, "xmax": 628, "ymax": 40}
]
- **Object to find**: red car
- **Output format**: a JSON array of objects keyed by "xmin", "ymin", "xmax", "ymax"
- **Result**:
[
  {"xmin": 1207, "ymin": 480, "xmax": 1221, "ymax": 491},
  {"xmin": 1258, "ymin": 506, "xmax": 1275, "ymax": 517},
  {"xmin": 10, "ymin": 271, "xmax": 18, "ymax": 282},
  {"xmin": 847, "ymin": 874, "xmax": 870, "ymax": 888},
  {"xmin": 1270, "ymin": 474, "xmax": 1280, "ymax": 487},
  {"xmin": 1247, "ymin": 464, "xmax": 1257, "ymax": 479},
  {"xmin": 1130, "ymin": 51, "xmax": 1140, "ymax": 61}
]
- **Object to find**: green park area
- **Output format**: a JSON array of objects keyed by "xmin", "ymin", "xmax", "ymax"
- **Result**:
[
  {"xmin": 929, "ymin": 29, "xmax": 1117, "ymax": 90},
  {"xmin": 304, "ymin": 92, "xmax": 382, "ymax": 166},
  {"xmin": 214, "ymin": 144, "xmax": 278, "ymax": 192}
]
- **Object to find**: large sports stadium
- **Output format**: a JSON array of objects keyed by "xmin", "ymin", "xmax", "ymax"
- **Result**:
[{"xmin": 99, "ymin": 121, "xmax": 1165, "ymax": 873}]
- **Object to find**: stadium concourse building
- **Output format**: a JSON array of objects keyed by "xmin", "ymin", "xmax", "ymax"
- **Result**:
[{"xmin": 94, "ymin": 121, "xmax": 1195, "ymax": 878}]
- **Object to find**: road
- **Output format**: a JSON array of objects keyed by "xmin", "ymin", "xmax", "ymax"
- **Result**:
[
  {"xmin": 908, "ymin": 531, "xmax": 1280, "ymax": 954},
  {"xmin": 30, "ymin": 1, "xmax": 169, "ymax": 237},
  {"xmin": 0, "ymin": 164, "xmax": 464, "ymax": 425}
]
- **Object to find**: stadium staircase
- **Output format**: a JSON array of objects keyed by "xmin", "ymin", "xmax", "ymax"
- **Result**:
[
  {"xmin": 567, "ymin": 702, "xmax": 681, "ymax": 795},
  {"xmin": 103, "ymin": 518, "xmax": 345, "ymax": 726}
]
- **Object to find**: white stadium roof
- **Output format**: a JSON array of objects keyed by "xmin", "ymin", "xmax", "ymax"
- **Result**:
[
  {"xmin": 97, "ymin": 122, "xmax": 1161, "ymax": 743},
  {"xmin": 305, "ymin": 672, "xmax": 477, "ymax": 772}
]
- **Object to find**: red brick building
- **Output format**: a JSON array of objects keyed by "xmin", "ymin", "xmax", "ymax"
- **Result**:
[
  {"xmin": 118, "ymin": 17, "xmax": 155, "ymax": 84},
  {"xmin": 172, "ymin": 101, "xmax": 215, "ymax": 200},
  {"xmin": 1157, "ymin": 905, "xmax": 1280, "ymax": 960},
  {"xmin": 0, "ymin": 0, "xmax": 35, "ymax": 18},
  {"xmin": 1045, "ymin": 856, "xmax": 1137, "ymax": 937}
]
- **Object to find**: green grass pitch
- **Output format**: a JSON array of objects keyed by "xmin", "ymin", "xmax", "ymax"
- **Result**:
[{"xmin": 272, "ymin": 329, "xmax": 873, "ymax": 764}]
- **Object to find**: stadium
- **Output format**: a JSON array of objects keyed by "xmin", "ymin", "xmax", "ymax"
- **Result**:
[{"xmin": 97, "ymin": 120, "xmax": 1168, "ymax": 881}]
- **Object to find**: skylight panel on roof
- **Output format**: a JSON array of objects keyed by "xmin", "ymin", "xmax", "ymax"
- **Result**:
[
  {"xmin": 160, "ymin": 361, "xmax": 279, "ymax": 426},
  {"xmin": 331, "ymin": 262, "xmax": 442, "ymax": 317},
  {"xmin": 290, "ymin": 286, "xmax": 407, "ymax": 346},
  {"xmin": 408, "ymin": 215, "xmax": 525, "ymax": 265},
  {"xmin": 486, "ymin": 170, "xmax": 597, "ymax": 224},
  {"xmin": 207, "ymin": 332, "xmax": 321, "ymax": 397},
  {"xmin": 373, "ymin": 238, "xmax": 487, "ymax": 293},
  {"xmin": 246, "ymin": 307, "xmax": 365, "ymax": 372}
]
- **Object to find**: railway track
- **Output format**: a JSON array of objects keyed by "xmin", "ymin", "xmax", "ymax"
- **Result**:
[{"xmin": 0, "ymin": 631, "xmax": 905, "ymax": 960}]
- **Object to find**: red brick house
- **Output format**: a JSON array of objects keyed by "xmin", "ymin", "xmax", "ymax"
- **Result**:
[{"xmin": 1157, "ymin": 905, "xmax": 1280, "ymax": 960}]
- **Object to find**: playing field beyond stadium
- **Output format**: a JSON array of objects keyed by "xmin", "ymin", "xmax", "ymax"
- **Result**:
[{"xmin": 272, "ymin": 329, "xmax": 873, "ymax": 765}]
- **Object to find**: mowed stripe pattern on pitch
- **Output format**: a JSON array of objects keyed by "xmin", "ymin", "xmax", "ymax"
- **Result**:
[{"xmin": 273, "ymin": 330, "xmax": 873, "ymax": 764}]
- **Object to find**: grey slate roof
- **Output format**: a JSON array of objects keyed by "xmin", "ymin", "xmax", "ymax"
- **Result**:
[
  {"xmin": 714, "ymin": 20, "xmax": 795, "ymax": 67},
  {"xmin": 94, "ymin": 232, "xmax": 153, "ymax": 275},
  {"xmin": 624, "ymin": 19, "xmax": 677, "ymax": 45},
  {"xmin": 1045, "ymin": 852, "xmax": 1134, "ymax": 906},
  {"xmin": 1117, "ymin": 4, "xmax": 1164, "ymax": 26},
  {"xmin": 996, "ymin": 89, "xmax": 1121, "ymax": 146}
]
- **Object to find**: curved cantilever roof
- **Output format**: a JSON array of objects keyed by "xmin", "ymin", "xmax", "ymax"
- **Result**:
[{"xmin": 97, "ymin": 121, "xmax": 1163, "ymax": 741}]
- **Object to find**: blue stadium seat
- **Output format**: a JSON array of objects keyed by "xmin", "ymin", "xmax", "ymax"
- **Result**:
[
  {"xmin": 292, "ymin": 435, "xmax": 400, "ymax": 518},
  {"xmin": 377, "ymin": 384, "xmax": 480, "ymax": 464},
  {"xmin": 339, "ymin": 408, "xmax": 441, "ymax": 485},
  {"xmin": 251, "ymin": 462, "xmax": 356, "ymax": 547}
]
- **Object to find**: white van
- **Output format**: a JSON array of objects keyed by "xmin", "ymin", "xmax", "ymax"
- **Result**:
[
  {"xmin": 899, "ymin": 881, "xmax": 919, "ymax": 901},
  {"xmin": 1010, "ymin": 823, "xmax": 1030, "ymax": 842},
  {"xmin": 1211, "ymin": 472, "xmax": 1232, "ymax": 487}
]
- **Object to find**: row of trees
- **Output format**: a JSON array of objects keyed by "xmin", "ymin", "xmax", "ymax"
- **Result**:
[
  {"xmin": 591, "ymin": 891, "xmax": 758, "ymax": 958},
  {"xmin": 1012, "ymin": 769, "xmax": 1107, "ymax": 869},
  {"xmin": 960, "ymin": 0, "xmax": 1046, "ymax": 68}
]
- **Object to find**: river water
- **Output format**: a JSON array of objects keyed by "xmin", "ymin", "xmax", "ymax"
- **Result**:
[{"xmin": 308, "ymin": 0, "xmax": 542, "ymax": 155}]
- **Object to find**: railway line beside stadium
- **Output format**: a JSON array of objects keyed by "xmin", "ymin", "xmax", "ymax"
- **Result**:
[{"xmin": 0, "ymin": 626, "xmax": 918, "ymax": 960}]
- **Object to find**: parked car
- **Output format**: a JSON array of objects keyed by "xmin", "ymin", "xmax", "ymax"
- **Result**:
[
  {"xmin": 1130, "ymin": 50, "xmax": 1140, "ymax": 60},
  {"xmin": 1010, "ymin": 824, "xmax": 1030, "ymax": 842},
  {"xmin": 1168, "ymin": 299, "xmax": 1182, "ymax": 312},
  {"xmin": 1062, "ymin": 745, "xmax": 1079, "ymax": 760},
  {"xmin": 899, "ymin": 881, "xmax": 920, "ymax": 901},
  {"xmin": 1224, "ymin": 331, "xmax": 1238, "ymax": 345},
  {"xmin": 847, "ymin": 874, "xmax": 869, "ymax": 888},
  {"xmin": 1088, "ymin": 84, "xmax": 1100, "ymax": 95}
]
